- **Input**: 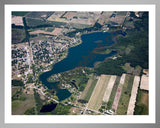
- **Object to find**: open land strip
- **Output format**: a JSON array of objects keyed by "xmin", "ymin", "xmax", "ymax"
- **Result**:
[
  {"xmin": 116, "ymin": 74, "xmax": 135, "ymax": 115},
  {"xmin": 12, "ymin": 16, "xmax": 24, "ymax": 26},
  {"xmin": 140, "ymin": 70, "xmax": 149, "ymax": 91},
  {"xmin": 107, "ymin": 76, "xmax": 120, "ymax": 104},
  {"xmin": 103, "ymin": 75, "xmax": 117, "ymax": 102},
  {"xmin": 112, "ymin": 74, "xmax": 126, "ymax": 112},
  {"xmin": 127, "ymin": 76, "xmax": 140, "ymax": 115},
  {"xmin": 29, "ymin": 28, "xmax": 62, "ymax": 36},
  {"xmin": 87, "ymin": 75, "xmax": 111, "ymax": 111},
  {"xmin": 80, "ymin": 76, "xmax": 98, "ymax": 102}
]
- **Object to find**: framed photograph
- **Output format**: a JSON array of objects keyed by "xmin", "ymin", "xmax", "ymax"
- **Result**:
[{"xmin": 1, "ymin": 1, "xmax": 159, "ymax": 128}]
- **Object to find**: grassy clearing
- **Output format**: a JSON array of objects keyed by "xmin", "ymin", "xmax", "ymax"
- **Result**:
[
  {"xmin": 12, "ymin": 101, "xmax": 21, "ymax": 111},
  {"xmin": 12, "ymin": 90, "xmax": 36, "ymax": 115},
  {"xmin": 116, "ymin": 75, "xmax": 134, "ymax": 115},
  {"xmin": 122, "ymin": 63, "xmax": 142, "ymax": 76},
  {"xmin": 88, "ymin": 75, "xmax": 111, "ymax": 111},
  {"xmin": 116, "ymin": 11, "xmax": 127, "ymax": 16},
  {"xmin": 69, "ymin": 107, "xmax": 82, "ymax": 115},
  {"xmin": 12, "ymin": 86, "xmax": 21, "ymax": 96},
  {"xmin": 134, "ymin": 89, "xmax": 149, "ymax": 115}
]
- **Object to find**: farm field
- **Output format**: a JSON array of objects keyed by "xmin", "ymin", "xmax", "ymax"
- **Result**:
[
  {"xmin": 26, "ymin": 18, "xmax": 48, "ymax": 27},
  {"xmin": 26, "ymin": 17, "xmax": 66, "ymax": 28},
  {"xmin": 80, "ymin": 76, "xmax": 98, "ymax": 102},
  {"xmin": 112, "ymin": 74, "xmax": 126, "ymax": 112},
  {"xmin": 116, "ymin": 74, "xmax": 134, "ymax": 115},
  {"xmin": 107, "ymin": 76, "xmax": 120, "ymax": 108},
  {"xmin": 12, "ymin": 16, "xmax": 24, "ymax": 26},
  {"xmin": 88, "ymin": 75, "xmax": 111, "ymax": 111},
  {"xmin": 97, "ymin": 11, "xmax": 113, "ymax": 25},
  {"xmin": 12, "ymin": 28, "xmax": 26, "ymax": 44},
  {"xmin": 127, "ymin": 76, "xmax": 140, "ymax": 115},
  {"xmin": 134, "ymin": 89, "xmax": 149, "ymax": 115},
  {"xmin": 29, "ymin": 28, "xmax": 62, "ymax": 36},
  {"xmin": 140, "ymin": 69, "xmax": 149, "ymax": 91},
  {"xmin": 80, "ymin": 72, "xmax": 147, "ymax": 115},
  {"xmin": 47, "ymin": 11, "xmax": 66, "ymax": 21},
  {"xmin": 47, "ymin": 11, "xmax": 101, "ymax": 29},
  {"xmin": 103, "ymin": 75, "xmax": 117, "ymax": 102},
  {"xmin": 25, "ymin": 12, "xmax": 54, "ymax": 19}
]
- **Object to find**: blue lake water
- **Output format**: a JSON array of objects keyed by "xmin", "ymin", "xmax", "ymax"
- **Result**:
[{"xmin": 39, "ymin": 32, "xmax": 117, "ymax": 101}]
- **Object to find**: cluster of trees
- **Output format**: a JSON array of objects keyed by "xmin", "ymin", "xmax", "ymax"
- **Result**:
[
  {"xmin": 12, "ymin": 79, "xmax": 24, "ymax": 86},
  {"xmin": 95, "ymin": 58, "xmax": 125, "ymax": 76},
  {"xmin": 51, "ymin": 104, "xmax": 71, "ymax": 115},
  {"xmin": 77, "ymin": 99, "xmax": 88, "ymax": 103},
  {"xmin": 26, "ymin": 74, "xmax": 34, "ymax": 83}
]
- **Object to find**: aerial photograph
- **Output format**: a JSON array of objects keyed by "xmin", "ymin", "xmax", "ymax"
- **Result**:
[{"xmin": 11, "ymin": 11, "xmax": 149, "ymax": 115}]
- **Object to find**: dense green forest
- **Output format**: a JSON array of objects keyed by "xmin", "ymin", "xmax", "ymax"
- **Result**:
[
  {"xmin": 95, "ymin": 12, "xmax": 148, "ymax": 76},
  {"xmin": 12, "ymin": 11, "xmax": 29, "ymax": 16}
]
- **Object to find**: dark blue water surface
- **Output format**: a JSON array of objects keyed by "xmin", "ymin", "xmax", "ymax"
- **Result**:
[{"xmin": 39, "ymin": 32, "xmax": 117, "ymax": 101}]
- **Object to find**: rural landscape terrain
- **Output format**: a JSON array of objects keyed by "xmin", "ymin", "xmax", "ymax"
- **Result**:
[{"xmin": 11, "ymin": 11, "xmax": 149, "ymax": 115}]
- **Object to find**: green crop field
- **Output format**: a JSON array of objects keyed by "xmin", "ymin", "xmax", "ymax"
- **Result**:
[
  {"xmin": 80, "ymin": 77, "xmax": 98, "ymax": 102},
  {"xmin": 107, "ymin": 76, "xmax": 120, "ymax": 106},
  {"xmin": 116, "ymin": 75, "xmax": 134, "ymax": 115},
  {"xmin": 88, "ymin": 75, "xmax": 111, "ymax": 111}
]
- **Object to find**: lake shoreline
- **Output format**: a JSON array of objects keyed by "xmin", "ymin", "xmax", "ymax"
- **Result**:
[{"xmin": 39, "ymin": 31, "xmax": 121, "ymax": 101}]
